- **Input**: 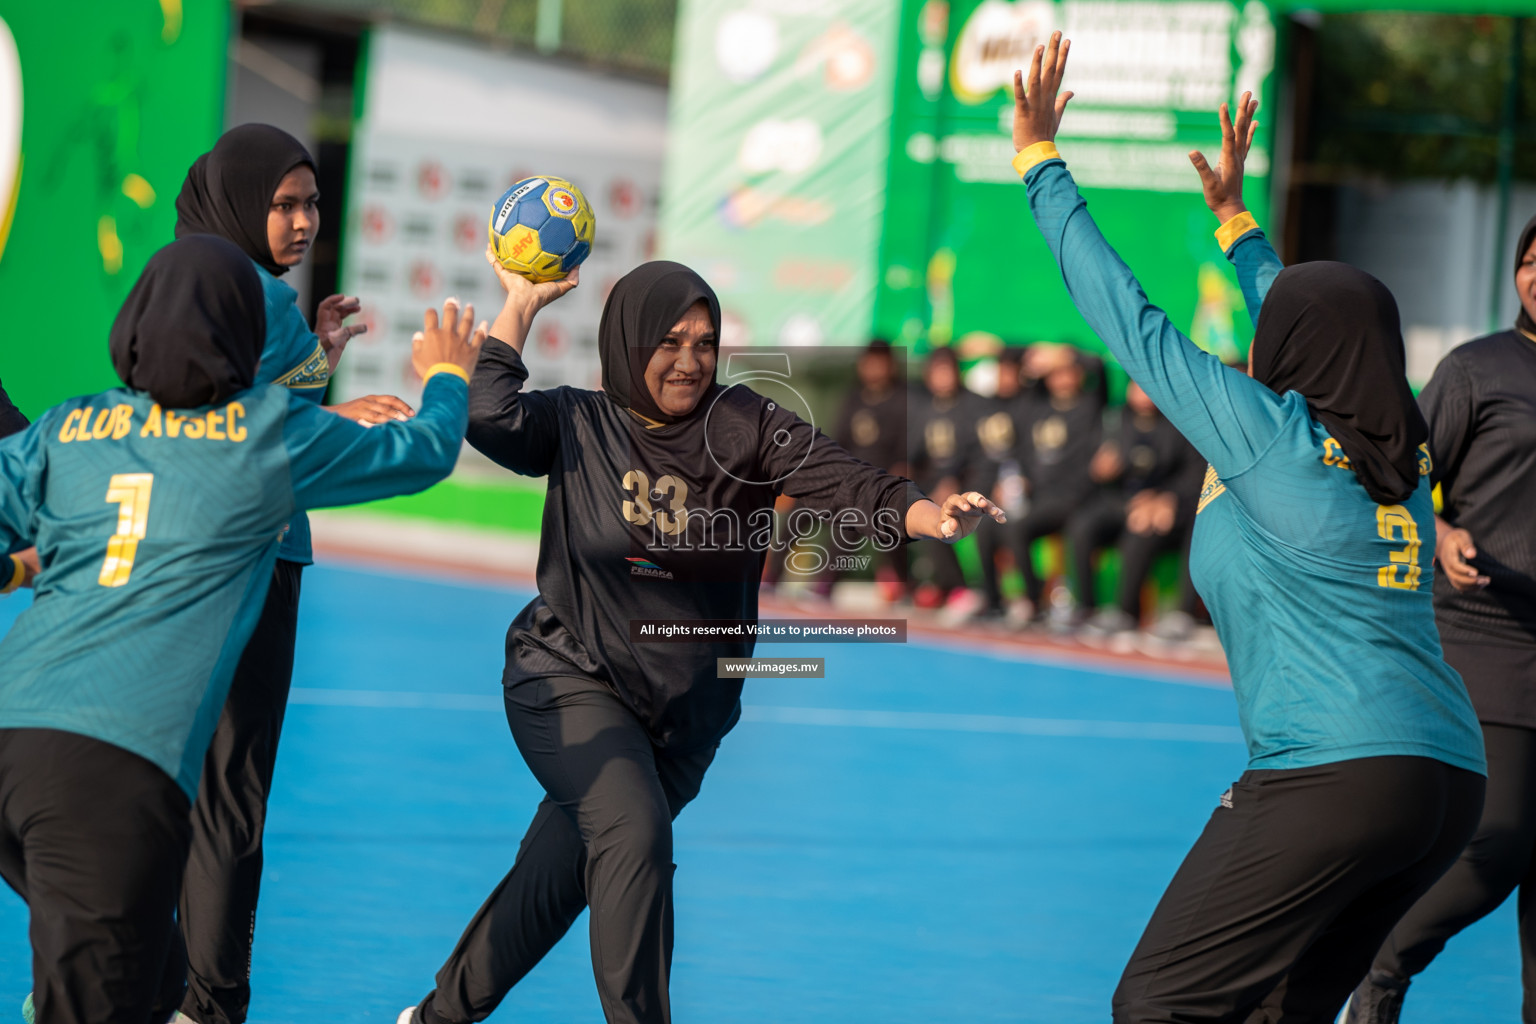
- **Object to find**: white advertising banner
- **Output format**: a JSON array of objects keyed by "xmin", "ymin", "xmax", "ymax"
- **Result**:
[{"xmin": 334, "ymin": 26, "xmax": 667, "ymax": 404}]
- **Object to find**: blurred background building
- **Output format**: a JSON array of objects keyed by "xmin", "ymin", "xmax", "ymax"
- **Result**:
[{"xmin": 0, "ymin": 0, "xmax": 1531, "ymax": 532}]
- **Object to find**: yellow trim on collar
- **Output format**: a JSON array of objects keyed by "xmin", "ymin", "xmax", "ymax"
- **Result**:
[
  {"xmin": 423, "ymin": 363, "xmax": 470, "ymax": 384},
  {"xmin": 1012, "ymin": 141, "xmax": 1062, "ymax": 178},
  {"xmin": 1216, "ymin": 211, "xmax": 1261, "ymax": 252}
]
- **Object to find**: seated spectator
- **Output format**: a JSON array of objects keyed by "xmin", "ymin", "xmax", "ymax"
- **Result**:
[
  {"xmin": 1013, "ymin": 344, "xmax": 1104, "ymax": 622},
  {"xmin": 974, "ymin": 347, "xmax": 1031, "ymax": 621},
  {"xmin": 1064, "ymin": 381, "xmax": 1199, "ymax": 635},
  {"xmin": 907, "ymin": 347, "xmax": 981, "ymax": 608}
]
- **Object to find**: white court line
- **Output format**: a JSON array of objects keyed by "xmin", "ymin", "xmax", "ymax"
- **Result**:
[{"xmin": 288, "ymin": 689, "xmax": 1244, "ymax": 745}]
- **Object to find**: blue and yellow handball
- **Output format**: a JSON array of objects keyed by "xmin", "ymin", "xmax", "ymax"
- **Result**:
[{"xmin": 487, "ymin": 176, "xmax": 595, "ymax": 283}]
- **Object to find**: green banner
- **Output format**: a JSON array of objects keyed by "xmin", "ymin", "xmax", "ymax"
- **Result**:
[
  {"xmin": 659, "ymin": 0, "xmax": 903, "ymax": 347},
  {"xmin": 875, "ymin": 0, "xmax": 1280, "ymax": 366},
  {"xmin": 0, "ymin": 1, "xmax": 227, "ymax": 418}
]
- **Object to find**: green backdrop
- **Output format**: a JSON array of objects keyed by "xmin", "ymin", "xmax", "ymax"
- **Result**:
[{"xmin": 0, "ymin": 0, "xmax": 228, "ymax": 419}]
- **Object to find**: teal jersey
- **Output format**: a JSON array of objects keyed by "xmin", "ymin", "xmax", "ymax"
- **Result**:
[
  {"xmin": 1024, "ymin": 157, "xmax": 1484, "ymax": 774},
  {"xmin": 0, "ymin": 373, "xmax": 467, "ymax": 797},
  {"xmin": 255, "ymin": 263, "xmax": 333, "ymax": 564}
]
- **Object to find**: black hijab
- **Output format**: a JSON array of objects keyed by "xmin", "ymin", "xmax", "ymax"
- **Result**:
[
  {"xmin": 175, "ymin": 124, "xmax": 314, "ymax": 276},
  {"xmin": 110, "ymin": 235, "xmax": 266, "ymax": 409},
  {"xmin": 599, "ymin": 261, "xmax": 722, "ymax": 424},
  {"xmin": 1250, "ymin": 262, "xmax": 1426, "ymax": 505},
  {"xmin": 1515, "ymin": 215, "xmax": 1536, "ymax": 337}
]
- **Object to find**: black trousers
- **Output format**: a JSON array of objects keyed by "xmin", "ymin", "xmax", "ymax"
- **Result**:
[
  {"xmin": 178, "ymin": 559, "xmax": 303, "ymax": 1024},
  {"xmin": 1015, "ymin": 498, "xmax": 1079, "ymax": 606},
  {"xmin": 1114, "ymin": 756, "xmax": 1484, "ymax": 1024},
  {"xmin": 976, "ymin": 516, "xmax": 1026, "ymax": 612},
  {"xmin": 417, "ymin": 673, "xmax": 718, "ymax": 1024},
  {"xmin": 1368, "ymin": 652, "xmax": 1536, "ymax": 1020},
  {"xmin": 1064, "ymin": 495, "xmax": 1181, "ymax": 618},
  {"xmin": 0, "ymin": 729, "xmax": 192, "ymax": 1024}
]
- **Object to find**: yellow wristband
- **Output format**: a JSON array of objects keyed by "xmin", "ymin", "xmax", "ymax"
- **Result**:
[
  {"xmin": 1012, "ymin": 141, "xmax": 1062, "ymax": 178},
  {"xmin": 423, "ymin": 362, "xmax": 470, "ymax": 384},
  {"xmin": 1215, "ymin": 210, "xmax": 1261, "ymax": 252},
  {"xmin": 2, "ymin": 555, "xmax": 24, "ymax": 595}
]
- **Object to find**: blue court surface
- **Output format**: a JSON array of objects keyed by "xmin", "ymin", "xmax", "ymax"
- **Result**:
[{"xmin": 0, "ymin": 564, "xmax": 1517, "ymax": 1021}]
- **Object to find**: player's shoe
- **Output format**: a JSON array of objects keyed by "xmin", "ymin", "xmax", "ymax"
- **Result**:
[
  {"xmin": 396, "ymin": 1007, "xmax": 421, "ymax": 1024},
  {"xmin": 1336, "ymin": 976, "xmax": 1406, "ymax": 1024}
]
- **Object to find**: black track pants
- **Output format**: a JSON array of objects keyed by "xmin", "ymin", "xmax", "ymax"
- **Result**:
[
  {"xmin": 1113, "ymin": 756, "xmax": 1484, "ymax": 1024},
  {"xmin": 178, "ymin": 559, "xmax": 303, "ymax": 1024},
  {"xmin": 1016, "ymin": 499, "xmax": 1079, "ymax": 606},
  {"xmin": 1368, "ymin": 719, "xmax": 1536, "ymax": 1020},
  {"xmin": 417, "ymin": 673, "xmax": 718, "ymax": 1024},
  {"xmin": 0, "ymin": 729, "xmax": 191, "ymax": 1024}
]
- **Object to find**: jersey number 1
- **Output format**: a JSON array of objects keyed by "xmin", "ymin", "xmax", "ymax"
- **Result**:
[
  {"xmin": 1376, "ymin": 504, "xmax": 1421, "ymax": 590},
  {"xmin": 100, "ymin": 473, "xmax": 154, "ymax": 588}
]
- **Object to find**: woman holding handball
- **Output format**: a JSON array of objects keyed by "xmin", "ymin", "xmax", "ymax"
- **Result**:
[
  {"xmin": 399, "ymin": 240, "xmax": 1005, "ymax": 1024},
  {"xmin": 1011, "ymin": 35, "xmax": 1484, "ymax": 1023}
]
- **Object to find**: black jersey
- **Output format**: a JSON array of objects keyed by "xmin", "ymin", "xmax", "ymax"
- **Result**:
[
  {"xmin": 467, "ymin": 340, "xmax": 922, "ymax": 751},
  {"xmin": 0, "ymin": 378, "xmax": 26, "ymax": 439},
  {"xmin": 1421, "ymin": 330, "xmax": 1536, "ymax": 650},
  {"xmin": 1018, "ymin": 392, "xmax": 1103, "ymax": 505},
  {"xmin": 1109, "ymin": 409, "xmax": 1191, "ymax": 495},
  {"xmin": 971, "ymin": 392, "xmax": 1031, "ymax": 494},
  {"xmin": 833, "ymin": 384, "xmax": 904, "ymax": 472},
  {"xmin": 907, "ymin": 387, "xmax": 983, "ymax": 491}
]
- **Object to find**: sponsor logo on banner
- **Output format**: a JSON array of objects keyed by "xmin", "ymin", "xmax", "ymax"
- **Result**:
[
  {"xmin": 950, "ymin": 0, "xmax": 1054, "ymax": 104},
  {"xmin": 0, "ymin": 15, "xmax": 21, "ymax": 263},
  {"xmin": 417, "ymin": 161, "xmax": 450, "ymax": 199},
  {"xmin": 610, "ymin": 179, "xmax": 640, "ymax": 219},
  {"xmin": 408, "ymin": 261, "xmax": 441, "ymax": 298}
]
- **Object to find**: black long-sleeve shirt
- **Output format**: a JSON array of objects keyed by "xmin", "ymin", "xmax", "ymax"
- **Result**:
[
  {"xmin": 906, "ymin": 387, "xmax": 984, "ymax": 492},
  {"xmin": 466, "ymin": 340, "xmax": 923, "ymax": 750},
  {"xmin": 1106, "ymin": 409, "xmax": 1192, "ymax": 496},
  {"xmin": 1421, "ymin": 330, "xmax": 1536, "ymax": 650},
  {"xmin": 0, "ymin": 378, "xmax": 26, "ymax": 439},
  {"xmin": 1017, "ymin": 392, "xmax": 1103, "ymax": 508},
  {"xmin": 833, "ymin": 384, "xmax": 904, "ymax": 472}
]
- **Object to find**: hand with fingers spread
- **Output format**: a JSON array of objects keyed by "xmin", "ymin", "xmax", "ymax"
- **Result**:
[
  {"xmin": 486, "ymin": 242, "xmax": 581, "ymax": 355},
  {"xmin": 904, "ymin": 491, "xmax": 1009, "ymax": 544},
  {"xmin": 315, "ymin": 293, "xmax": 368, "ymax": 370},
  {"xmin": 1436, "ymin": 525, "xmax": 1490, "ymax": 592},
  {"xmin": 326, "ymin": 394, "xmax": 416, "ymax": 427},
  {"xmin": 1012, "ymin": 31, "xmax": 1074, "ymax": 152},
  {"xmin": 411, "ymin": 298, "xmax": 488, "ymax": 381},
  {"xmin": 1189, "ymin": 93, "xmax": 1259, "ymax": 224}
]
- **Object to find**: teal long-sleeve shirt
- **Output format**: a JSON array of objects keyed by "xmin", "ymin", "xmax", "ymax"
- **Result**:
[
  {"xmin": 0, "ymin": 372, "xmax": 468, "ymax": 798},
  {"xmin": 256, "ymin": 263, "xmax": 333, "ymax": 564},
  {"xmin": 1022, "ymin": 153, "xmax": 1484, "ymax": 775}
]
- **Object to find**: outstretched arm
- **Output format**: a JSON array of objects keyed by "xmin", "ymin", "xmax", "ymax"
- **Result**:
[
  {"xmin": 1189, "ymin": 94, "xmax": 1283, "ymax": 325},
  {"xmin": 1012, "ymin": 34, "xmax": 1290, "ymax": 478}
]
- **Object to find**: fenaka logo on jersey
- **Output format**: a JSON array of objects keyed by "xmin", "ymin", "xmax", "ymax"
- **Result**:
[{"xmin": 627, "ymin": 556, "xmax": 674, "ymax": 580}]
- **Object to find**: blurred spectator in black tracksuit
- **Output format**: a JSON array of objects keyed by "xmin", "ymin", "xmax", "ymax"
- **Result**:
[
  {"xmin": 1065, "ymin": 380, "xmax": 1199, "ymax": 635},
  {"xmin": 1012, "ymin": 345, "xmax": 1104, "ymax": 619},
  {"xmin": 907, "ymin": 347, "xmax": 982, "ymax": 605},
  {"xmin": 973, "ymin": 347, "xmax": 1033, "ymax": 620}
]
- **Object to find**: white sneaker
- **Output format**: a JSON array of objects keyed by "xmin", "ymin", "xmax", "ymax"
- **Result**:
[{"xmin": 396, "ymin": 1008, "xmax": 418, "ymax": 1024}]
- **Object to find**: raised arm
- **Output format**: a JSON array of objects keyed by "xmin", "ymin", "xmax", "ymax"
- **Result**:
[
  {"xmin": 287, "ymin": 300, "xmax": 479, "ymax": 510},
  {"xmin": 1187, "ymin": 95, "xmax": 1284, "ymax": 326},
  {"xmin": 1011, "ymin": 36, "xmax": 1290, "ymax": 477},
  {"xmin": 462, "ymin": 245, "xmax": 581, "ymax": 477}
]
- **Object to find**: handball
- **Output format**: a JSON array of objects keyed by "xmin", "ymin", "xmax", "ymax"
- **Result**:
[{"xmin": 487, "ymin": 176, "xmax": 595, "ymax": 283}]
